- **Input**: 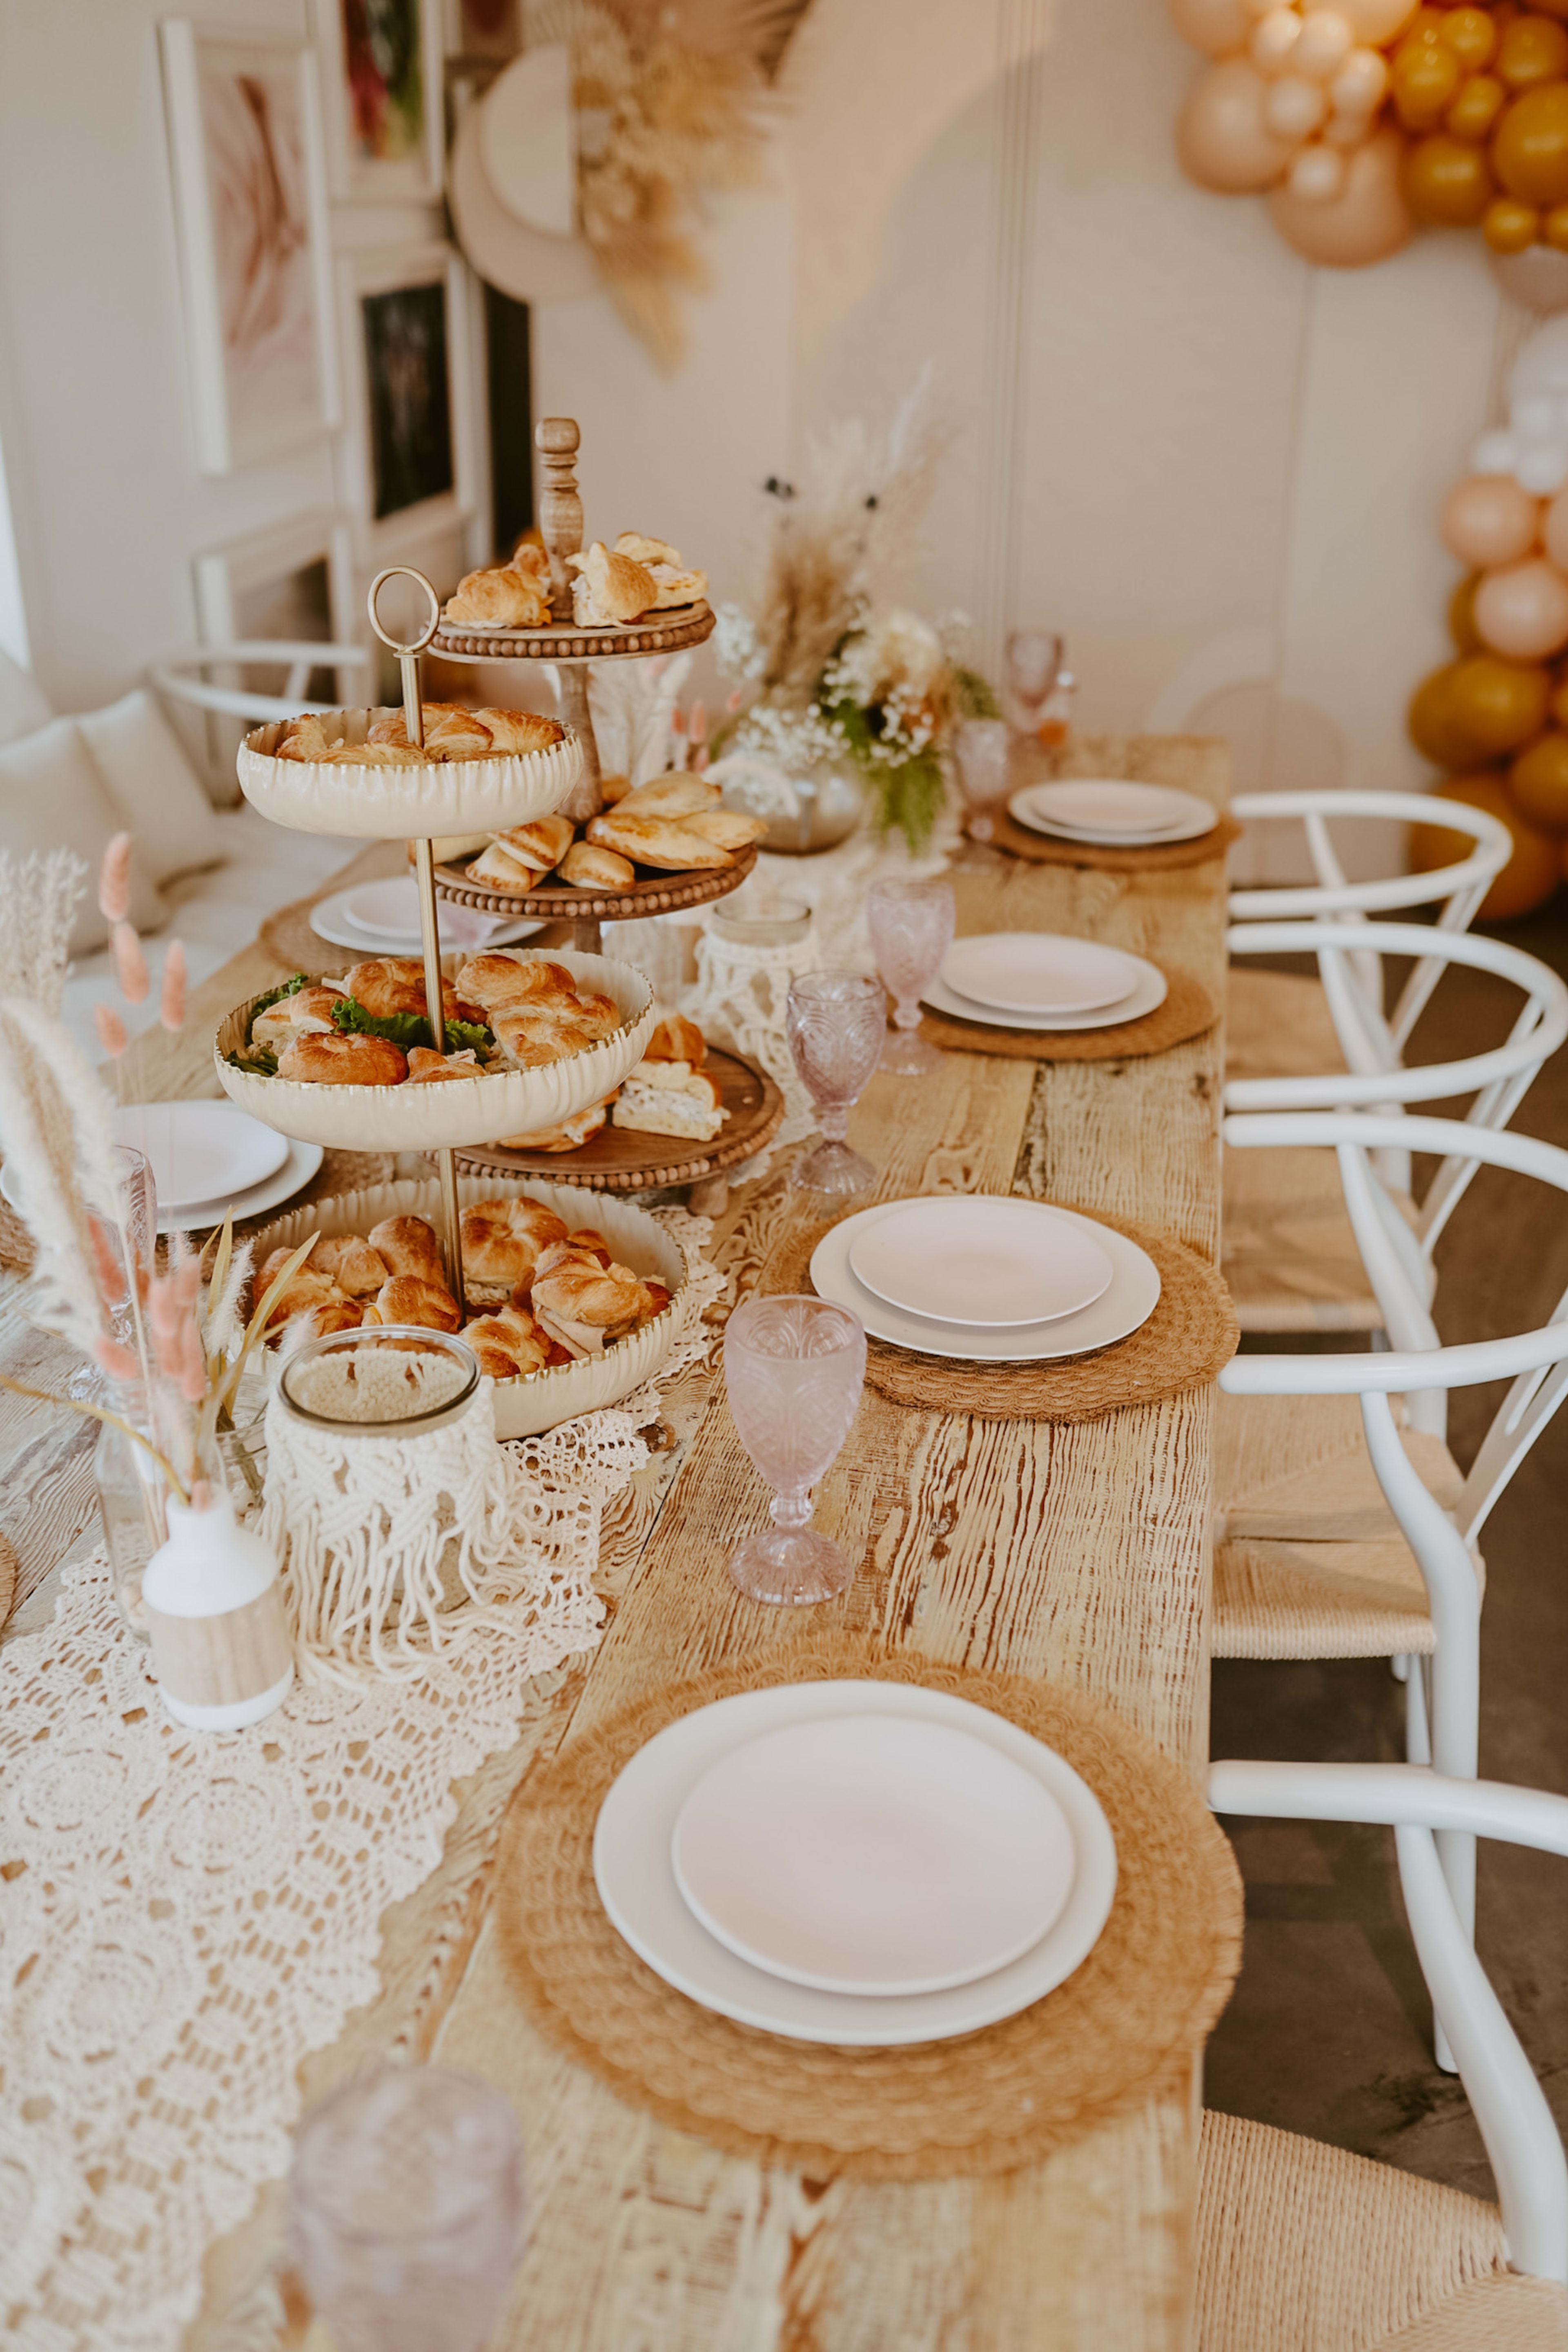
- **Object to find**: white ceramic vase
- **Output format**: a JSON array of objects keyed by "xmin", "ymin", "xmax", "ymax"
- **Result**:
[{"xmin": 142, "ymin": 1491, "xmax": 294, "ymax": 1731}]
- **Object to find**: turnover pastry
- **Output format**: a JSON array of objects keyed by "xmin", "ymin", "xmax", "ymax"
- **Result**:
[
  {"xmin": 559, "ymin": 840, "xmax": 635, "ymax": 889},
  {"xmin": 585, "ymin": 810, "xmax": 734, "ymax": 872}
]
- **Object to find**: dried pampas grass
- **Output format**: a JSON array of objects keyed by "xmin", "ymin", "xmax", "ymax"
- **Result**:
[
  {"xmin": 0, "ymin": 998, "xmax": 122, "ymax": 1357},
  {"xmin": 0, "ymin": 847, "xmax": 86, "ymax": 1018}
]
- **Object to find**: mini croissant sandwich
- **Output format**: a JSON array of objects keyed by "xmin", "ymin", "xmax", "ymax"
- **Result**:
[
  {"xmin": 567, "ymin": 542, "xmax": 657, "ymax": 626},
  {"xmin": 528, "ymin": 1240, "xmax": 655, "ymax": 1356}
]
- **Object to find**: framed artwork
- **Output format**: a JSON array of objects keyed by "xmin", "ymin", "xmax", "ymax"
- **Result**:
[
  {"xmin": 312, "ymin": 0, "xmax": 445, "ymax": 202},
  {"xmin": 338, "ymin": 244, "xmax": 478, "ymax": 551},
  {"xmin": 160, "ymin": 23, "xmax": 340, "ymax": 476}
]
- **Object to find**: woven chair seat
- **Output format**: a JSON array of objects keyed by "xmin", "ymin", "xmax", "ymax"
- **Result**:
[{"xmin": 1196, "ymin": 2111, "xmax": 1568, "ymax": 2351}]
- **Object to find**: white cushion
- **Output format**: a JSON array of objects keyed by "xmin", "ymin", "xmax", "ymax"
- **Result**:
[
  {"xmin": 0, "ymin": 647, "xmax": 53, "ymax": 746},
  {"xmin": 77, "ymin": 689, "xmax": 224, "ymax": 886},
  {"xmin": 0, "ymin": 718, "xmax": 164, "ymax": 952}
]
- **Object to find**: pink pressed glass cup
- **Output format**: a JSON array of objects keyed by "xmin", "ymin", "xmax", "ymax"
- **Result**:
[
  {"xmin": 1003, "ymin": 629, "xmax": 1063, "ymax": 733},
  {"xmin": 724, "ymin": 1294, "xmax": 867, "ymax": 1605},
  {"xmin": 785, "ymin": 971, "xmax": 885, "ymax": 1197},
  {"xmin": 867, "ymin": 877, "xmax": 954, "ymax": 1076},
  {"xmin": 953, "ymin": 717, "xmax": 1011, "ymax": 842}
]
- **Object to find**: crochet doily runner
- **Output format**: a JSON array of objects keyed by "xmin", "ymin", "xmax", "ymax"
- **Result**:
[
  {"xmin": 0, "ymin": 1213, "xmax": 724, "ymax": 2352},
  {"xmin": 492, "ymin": 1644, "xmax": 1245, "ymax": 2180}
]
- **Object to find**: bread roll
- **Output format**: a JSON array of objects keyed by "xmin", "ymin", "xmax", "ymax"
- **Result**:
[
  {"xmin": 443, "ymin": 565, "xmax": 550, "ymax": 628},
  {"xmin": 277, "ymin": 1031, "xmax": 406, "ymax": 1086},
  {"xmin": 374, "ymin": 1275, "xmax": 461, "ymax": 1334},
  {"xmin": 585, "ymin": 812, "xmax": 732, "ymax": 872},
  {"xmin": 613, "ymin": 532, "xmax": 680, "ymax": 567},
  {"xmin": 462, "ymin": 1305, "xmax": 552, "ymax": 1379},
  {"xmin": 559, "ymin": 840, "xmax": 635, "ymax": 890},
  {"xmin": 614, "ymin": 773, "xmax": 718, "ymax": 819},
  {"xmin": 367, "ymin": 1215, "xmax": 448, "ymax": 1287},
  {"xmin": 455, "ymin": 953, "xmax": 577, "ymax": 1010}
]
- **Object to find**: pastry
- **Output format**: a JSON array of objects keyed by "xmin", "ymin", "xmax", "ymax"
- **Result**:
[
  {"xmin": 367, "ymin": 1215, "xmax": 449, "ymax": 1288},
  {"xmin": 559, "ymin": 840, "xmax": 635, "ymax": 890},
  {"xmin": 251, "ymin": 982, "xmax": 347, "ymax": 1053},
  {"xmin": 529, "ymin": 1244, "xmax": 650, "ymax": 1354},
  {"xmin": 366, "ymin": 1274, "xmax": 462, "ymax": 1334},
  {"xmin": 277, "ymin": 1031, "xmax": 407, "ymax": 1086},
  {"xmin": 466, "ymin": 840, "xmax": 546, "ymax": 892},
  {"xmin": 455, "ymin": 953, "xmax": 578, "ymax": 1010},
  {"xmin": 646, "ymin": 563, "xmax": 708, "ymax": 610},
  {"xmin": 312, "ymin": 1235, "xmax": 391, "ymax": 1298},
  {"xmin": 443, "ymin": 564, "xmax": 551, "ymax": 629},
  {"xmin": 406, "ymin": 1047, "xmax": 481, "ymax": 1084},
  {"xmin": 564, "ymin": 1227, "xmax": 613, "ymax": 1265},
  {"xmin": 316, "ymin": 741, "xmax": 425, "ymax": 767},
  {"xmin": 474, "ymin": 708, "xmax": 564, "ymax": 754},
  {"xmin": 341, "ymin": 958, "xmax": 484, "ymax": 1026},
  {"xmin": 567, "ymin": 542, "xmax": 657, "ymax": 626},
  {"xmin": 490, "ymin": 1007, "xmax": 598, "ymax": 1069},
  {"xmin": 613, "ymin": 532, "xmax": 680, "ymax": 567},
  {"xmin": 492, "ymin": 814, "xmax": 574, "ymax": 874},
  {"xmin": 585, "ymin": 811, "xmax": 733, "ymax": 871},
  {"xmin": 599, "ymin": 772, "xmax": 634, "ymax": 806},
  {"xmin": 642, "ymin": 1012, "xmax": 706, "ymax": 1065},
  {"xmin": 257, "ymin": 1263, "xmax": 364, "ymax": 1337},
  {"xmin": 613, "ymin": 773, "xmax": 717, "ymax": 820},
  {"xmin": 612, "ymin": 1062, "xmax": 727, "ymax": 1143},
  {"xmin": 494, "ymin": 1100, "xmax": 611, "ymax": 1153},
  {"xmin": 463, "ymin": 1305, "xmax": 553, "ymax": 1379},
  {"xmin": 461, "ymin": 1195, "xmax": 570, "ymax": 1303},
  {"xmin": 686, "ymin": 807, "xmax": 768, "ymax": 852},
  {"xmin": 510, "ymin": 540, "xmax": 550, "ymax": 592},
  {"xmin": 273, "ymin": 714, "xmax": 334, "ymax": 762}
]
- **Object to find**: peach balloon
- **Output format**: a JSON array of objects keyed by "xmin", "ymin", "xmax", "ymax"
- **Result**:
[
  {"xmin": 1251, "ymin": 5, "xmax": 1302, "ymax": 71},
  {"xmin": 1267, "ymin": 124, "xmax": 1414, "ymax": 260},
  {"xmin": 1295, "ymin": 9, "xmax": 1354, "ymax": 78},
  {"xmin": 1288, "ymin": 140, "xmax": 1348, "ymax": 198},
  {"xmin": 1412, "ymin": 774, "xmax": 1560, "ymax": 920},
  {"xmin": 1177, "ymin": 57, "xmax": 1300, "ymax": 190},
  {"xmin": 1544, "ymin": 487, "xmax": 1568, "ymax": 569},
  {"xmin": 1474, "ymin": 557, "xmax": 1568, "ymax": 660},
  {"xmin": 1330, "ymin": 47, "xmax": 1389, "ymax": 114},
  {"xmin": 1170, "ymin": 0, "xmax": 1253, "ymax": 56},
  {"xmin": 1266, "ymin": 73, "xmax": 1329, "ymax": 136},
  {"xmin": 1439, "ymin": 474, "xmax": 1541, "ymax": 568},
  {"xmin": 1339, "ymin": 0, "xmax": 1417, "ymax": 37}
]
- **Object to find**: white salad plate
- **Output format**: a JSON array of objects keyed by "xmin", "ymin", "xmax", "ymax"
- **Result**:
[
  {"xmin": 310, "ymin": 884, "xmax": 539, "ymax": 956},
  {"xmin": 114, "ymin": 1100, "xmax": 287, "ymax": 1212},
  {"xmin": 7, "ymin": 1126, "xmax": 325, "ymax": 1236},
  {"xmin": 847, "ymin": 1195, "xmax": 1114, "ymax": 1329},
  {"xmin": 810, "ymin": 1197, "xmax": 1161, "ymax": 1364},
  {"xmin": 592, "ymin": 1678, "xmax": 1118, "ymax": 2046},
  {"xmin": 1009, "ymin": 779, "xmax": 1217, "ymax": 847},
  {"xmin": 671, "ymin": 1713, "xmax": 1077, "ymax": 1997},
  {"xmin": 922, "ymin": 955, "xmax": 1167, "ymax": 1033},
  {"xmin": 941, "ymin": 933, "xmax": 1144, "ymax": 1018}
]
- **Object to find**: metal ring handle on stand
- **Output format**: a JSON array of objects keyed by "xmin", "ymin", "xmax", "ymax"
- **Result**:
[{"xmin": 368, "ymin": 567, "xmax": 441, "ymax": 751}]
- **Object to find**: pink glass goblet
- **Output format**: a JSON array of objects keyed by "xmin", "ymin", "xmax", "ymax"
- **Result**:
[
  {"xmin": 953, "ymin": 717, "xmax": 1011, "ymax": 842},
  {"xmin": 724, "ymin": 1293, "xmax": 867, "ymax": 1604},
  {"xmin": 867, "ymin": 877, "xmax": 954, "ymax": 1076},
  {"xmin": 1003, "ymin": 630, "xmax": 1063, "ymax": 735},
  {"xmin": 785, "ymin": 971, "xmax": 885, "ymax": 1197}
]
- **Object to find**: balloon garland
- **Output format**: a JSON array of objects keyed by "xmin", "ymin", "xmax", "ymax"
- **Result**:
[{"xmin": 1172, "ymin": 0, "xmax": 1568, "ymax": 298}]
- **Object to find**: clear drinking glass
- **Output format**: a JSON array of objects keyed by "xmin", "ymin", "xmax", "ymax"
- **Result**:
[
  {"xmin": 1003, "ymin": 630, "xmax": 1064, "ymax": 736},
  {"xmin": 785, "ymin": 971, "xmax": 886, "ymax": 1197},
  {"xmin": 286, "ymin": 2066, "xmax": 526, "ymax": 2352},
  {"xmin": 866, "ymin": 878, "xmax": 954, "ymax": 1076},
  {"xmin": 723, "ymin": 1294, "xmax": 867, "ymax": 1605},
  {"xmin": 953, "ymin": 717, "xmax": 1012, "ymax": 842}
]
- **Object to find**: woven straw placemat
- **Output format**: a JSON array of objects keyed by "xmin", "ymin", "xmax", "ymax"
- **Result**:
[
  {"xmin": 260, "ymin": 895, "xmax": 365, "ymax": 977},
  {"xmin": 920, "ymin": 965, "xmax": 1216, "ymax": 1063},
  {"xmin": 0, "ymin": 1532, "xmax": 16, "ymax": 1630},
  {"xmin": 974, "ymin": 807, "xmax": 1242, "ymax": 872},
  {"xmin": 492, "ymin": 1643, "xmax": 1243, "ymax": 2180},
  {"xmin": 774, "ymin": 1207, "xmax": 1237, "ymax": 1422}
]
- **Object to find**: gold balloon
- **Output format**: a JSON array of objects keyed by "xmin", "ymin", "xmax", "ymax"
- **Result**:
[
  {"xmin": 1552, "ymin": 673, "xmax": 1568, "ymax": 726},
  {"xmin": 1392, "ymin": 40, "xmax": 1463, "ymax": 127},
  {"xmin": 1491, "ymin": 82, "xmax": 1568, "ymax": 206},
  {"xmin": 1548, "ymin": 201, "xmax": 1568, "ymax": 245},
  {"xmin": 1485, "ymin": 194, "xmax": 1544, "ymax": 249},
  {"xmin": 1450, "ymin": 573, "xmax": 1485, "ymax": 653},
  {"xmin": 1448, "ymin": 72, "xmax": 1506, "ymax": 142},
  {"xmin": 1510, "ymin": 729, "xmax": 1568, "ymax": 827},
  {"xmin": 1412, "ymin": 774, "xmax": 1560, "ymax": 918},
  {"xmin": 1268, "ymin": 124, "xmax": 1415, "ymax": 260},
  {"xmin": 1176, "ymin": 58, "xmax": 1299, "ymax": 191},
  {"xmin": 1405, "ymin": 131, "xmax": 1495, "ymax": 220},
  {"xmin": 1409, "ymin": 664, "xmax": 1484, "ymax": 765},
  {"xmin": 1439, "ymin": 7, "xmax": 1497, "ymax": 71},
  {"xmin": 1169, "ymin": 0, "xmax": 1253, "ymax": 58},
  {"xmin": 1444, "ymin": 652, "xmax": 1553, "ymax": 755},
  {"xmin": 1496, "ymin": 15, "xmax": 1568, "ymax": 91}
]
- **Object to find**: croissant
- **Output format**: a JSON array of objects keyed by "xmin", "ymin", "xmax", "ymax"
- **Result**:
[
  {"xmin": 261, "ymin": 1266, "xmax": 363, "ymax": 1336},
  {"xmin": 490, "ymin": 1007, "xmax": 597, "ymax": 1069},
  {"xmin": 367, "ymin": 1215, "xmax": 448, "ymax": 1288},
  {"xmin": 342, "ymin": 959, "xmax": 485, "ymax": 1026},
  {"xmin": 510, "ymin": 540, "xmax": 550, "ymax": 591},
  {"xmin": 443, "ymin": 565, "xmax": 551, "ymax": 629},
  {"xmin": 585, "ymin": 812, "xmax": 733, "ymax": 872},
  {"xmin": 277, "ymin": 1031, "xmax": 407, "ymax": 1086},
  {"xmin": 613, "ymin": 532, "xmax": 680, "ymax": 567},
  {"xmin": 645, "ymin": 563, "xmax": 708, "ymax": 610},
  {"xmin": 568, "ymin": 542, "xmax": 657, "ymax": 626},
  {"xmin": 405, "ymin": 1047, "xmax": 481, "ymax": 1084},
  {"xmin": 273, "ymin": 715, "xmax": 334, "ymax": 762},
  {"xmin": 471, "ymin": 708, "xmax": 564, "ymax": 754},
  {"xmin": 317, "ymin": 742, "xmax": 425, "ymax": 767},
  {"xmin": 251, "ymin": 983, "xmax": 347, "ymax": 1052},
  {"xmin": 530, "ymin": 1248, "xmax": 648, "ymax": 1354},
  {"xmin": 455, "ymin": 954, "xmax": 577, "ymax": 1010}
]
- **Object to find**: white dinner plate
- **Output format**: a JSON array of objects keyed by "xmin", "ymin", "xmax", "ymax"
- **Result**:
[
  {"xmin": 1009, "ymin": 781, "xmax": 1217, "ymax": 848},
  {"xmin": 1, "ymin": 1134, "xmax": 324, "ymax": 1236},
  {"xmin": 672, "ymin": 1713, "xmax": 1077, "ymax": 1996},
  {"xmin": 113, "ymin": 1101, "xmax": 287, "ymax": 1212},
  {"xmin": 309, "ymin": 885, "xmax": 540, "ymax": 956},
  {"xmin": 847, "ymin": 1196, "xmax": 1113, "ymax": 1329},
  {"xmin": 922, "ymin": 955, "xmax": 1167, "ymax": 1033},
  {"xmin": 941, "ymin": 933, "xmax": 1143, "ymax": 1018},
  {"xmin": 811, "ymin": 1197, "xmax": 1161, "ymax": 1363},
  {"xmin": 592, "ymin": 1679, "xmax": 1117, "ymax": 2046}
]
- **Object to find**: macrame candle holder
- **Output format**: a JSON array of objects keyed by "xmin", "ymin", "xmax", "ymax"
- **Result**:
[{"xmin": 262, "ymin": 1328, "xmax": 585, "ymax": 1688}]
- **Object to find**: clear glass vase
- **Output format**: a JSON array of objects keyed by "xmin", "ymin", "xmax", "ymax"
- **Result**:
[{"xmin": 724, "ymin": 758, "xmax": 868, "ymax": 855}]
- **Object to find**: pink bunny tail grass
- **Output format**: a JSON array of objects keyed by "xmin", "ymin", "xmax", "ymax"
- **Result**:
[
  {"xmin": 688, "ymin": 699, "xmax": 708, "ymax": 747},
  {"xmin": 693, "ymin": 746, "xmax": 710, "ymax": 773},
  {"xmin": 94, "ymin": 1003, "xmax": 129, "ymax": 1058},
  {"xmin": 160, "ymin": 940, "xmax": 187, "ymax": 1033},
  {"xmin": 86, "ymin": 1215, "xmax": 128, "ymax": 1310},
  {"xmin": 670, "ymin": 708, "xmax": 687, "ymax": 735},
  {"xmin": 95, "ymin": 1336, "xmax": 142, "ymax": 1384},
  {"xmin": 725, "ymin": 687, "xmax": 743, "ymax": 715},
  {"xmin": 179, "ymin": 1321, "xmax": 207, "ymax": 1404},
  {"xmin": 111, "ymin": 922, "xmax": 149, "ymax": 1005},
  {"xmin": 98, "ymin": 832, "xmax": 133, "ymax": 924}
]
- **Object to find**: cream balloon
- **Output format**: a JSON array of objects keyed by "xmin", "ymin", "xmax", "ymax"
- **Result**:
[
  {"xmin": 1330, "ymin": 47, "xmax": 1388, "ymax": 114},
  {"xmin": 1545, "ymin": 490, "xmax": 1568, "ymax": 572},
  {"xmin": 1242, "ymin": 0, "xmax": 1283, "ymax": 15},
  {"xmin": 1338, "ymin": 0, "xmax": 1416, "ymax": 38},
  {"xmin": 1265, "ymin": 72, "xmax": 1328, "ymax": 136},
  {"xmin": 1295, "ymin": 9, "xmax": 1354, "ymax": 79},
  {"xmin": 1177, "ymin": 57, "xmax": 1300, "ymax": 190},
  {"xmin": 1267, "ymin": 123, "xmax": 1414, "ymax": 260},
  {"xmin": 1489, "ymin": 245, "xmax": 1568, "ymax": 320},
  {"xmin": 1169, "ymin": 0, "xmax": 1253, "ymax": 57},
  {"xmin": 1440, "ymin": 475, "xmax": 1541, "ymax": 568},
  {"xmin": 1473, "ymin": 558, "xmax": 1568, "ymax": 662},
  {"xmin": 1323, "ymin": 110, "xmax": 1372, "ymax": 146},
  {"xmin": 1288, "ymin": 140, "xmax": 1348, "ymax": 198},
  {"xmin": 1250, "ymin": 6, "xmax": 1302, "ymax": 71}
]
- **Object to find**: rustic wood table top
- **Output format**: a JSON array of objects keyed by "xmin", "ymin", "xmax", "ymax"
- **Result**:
[{"xmin": 0, "ymin": 733, "xmax": 1229, "ymax": 2352}]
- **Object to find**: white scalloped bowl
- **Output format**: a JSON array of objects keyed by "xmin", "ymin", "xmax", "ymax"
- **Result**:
[
  {"xmin": 214, "ymin": 949, "xmax": 656, "ymax": 1151},
  {"xmin": 251, "ymin": 1175, "xmax": 687, "ymax": 1436},
  {"xmin": 237, "ymin": 708, "xmax": 583, "ymax": 839}
]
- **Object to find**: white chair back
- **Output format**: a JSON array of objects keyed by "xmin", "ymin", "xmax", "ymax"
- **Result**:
[
  {"xmin": 1208, "ymin": 1759, "xmax": 1568, "ymax": 2285},
  {"xmin": 148, "ymin": 640, "xmax": 372, "ymax": 725}
]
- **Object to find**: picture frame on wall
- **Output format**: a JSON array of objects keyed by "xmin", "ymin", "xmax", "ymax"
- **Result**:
[
  {"xmin": 160, "ymin": 23, "xmax": 340, "ymax": 476},
  {"xmin": 312, "ymin": 0, "xmax": 446, "ymax": 203},
  {"xmin": 337, "ymin": 243, "xmax": 478, "ymax": 554}
]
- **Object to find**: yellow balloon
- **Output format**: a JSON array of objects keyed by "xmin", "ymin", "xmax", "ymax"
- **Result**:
[
  {"xmin": 1412, "ymin": 775, "xmax": 1560, "ymax": 919},
  {"xmin": 1269, "ymin": 123, "xmax": 1415, "ymax": 260},
  {"xmin": 1510, "ymin": 729, "xmax": 1568, "ymax": 827},
  {"xmin": 1492, "ymin": 82, "xmax": 1568, "ymax": 206},
  {"xmin": 1496, "ymin": 16, "xmax": 1568, "ymax": 91},
  {"xmin": 1450, "ymin": 573, "xmax": 1485, "ymax": 653},
  {"xmin": 1447, "ymin": 72, "xmax": 1506, "ymax": 143},
  {"xmin": 1177, "ymin": 58, "xmax": 1300, "ymax": 191},
  {"xmin": 1485, "ymin": 194, "xmax": 1544, "ymax": 250},
  {"xmin": 1392, "ymin": 41, "xmax": 1463, "ymax": 128},
  {"xmin": 1445, "ymin": 652, "xmax": 1553, "ymax": 755},
  {"xmin": 1438, "ymin": 7, "xmax": 1497, "ymax": 71},
  {"xmin": 1404, "ymin": 131, "xmax": 1495, "ymax": 221}
]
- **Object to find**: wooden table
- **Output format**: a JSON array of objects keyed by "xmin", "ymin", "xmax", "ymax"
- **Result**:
[{"xmin": 0, "ymin": 734, "xmax": 1229, "ymax": 2350}]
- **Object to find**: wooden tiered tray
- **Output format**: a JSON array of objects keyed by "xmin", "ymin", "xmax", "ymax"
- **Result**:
[
  {"xmin": 432, "ymin": 602, "xmax": 714, "ymax": 665},
  {"xmin": 433, "ymin": 843, "xmax": 758, "ymax": 926},
  {"xmin": 454, "ymin": 1045, "xmax": 784, "ymax": 1194}
]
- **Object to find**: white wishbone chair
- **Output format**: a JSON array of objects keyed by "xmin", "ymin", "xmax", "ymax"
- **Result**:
[
  {"xmin": 1221, "ymin": 920, "xmax": 1568, "ymax": 1351},
  {"xmin": 1199, "ymin": 1760, "xmax": 1568, "ymax": 2348},
  {"xmin": 147, "ymin": 640, "xmax": 372, "ymax": 725},
  {"xmin": 1216, "ymin": 1111, "xmax": 1568, "ymax": 1996}
]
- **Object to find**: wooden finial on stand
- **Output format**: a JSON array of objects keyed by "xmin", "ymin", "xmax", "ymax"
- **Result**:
[{"xmin": 535, "ymin": 416, "xmax": 604, "ymax": 829}]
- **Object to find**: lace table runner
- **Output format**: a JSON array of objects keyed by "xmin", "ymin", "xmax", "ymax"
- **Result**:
[{"xmin": 0, "ymin": 1213, "xmax": 724, "ymax": 2352}]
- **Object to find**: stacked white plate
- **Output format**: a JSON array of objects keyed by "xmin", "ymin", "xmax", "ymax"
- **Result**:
[
  {"xmin": 591, "ymin": 1678, "xmax": 1118, "ymax": 2045},
  {"xmin": 810, "ymin": 1193, "xmax": 1161, "ymax": 1364},
  {"xmin": 311, "ymin": 878, "xmax": 540, "ymax": 959},
  {"xmin": 923, "ymin": 931, "xmax": 1166, "ymax": 1032},
  {"xmin": 1008, "ymin": 777, "xmax": 1217, "ymax": 847},
  {"xmin": 0, "ymin": 1102, "xmax": 323, "ymax": 1235}
]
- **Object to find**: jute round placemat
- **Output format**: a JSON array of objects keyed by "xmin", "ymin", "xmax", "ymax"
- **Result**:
[
  {"xmin": 492, "ymin": 1643, "xmax": 1243, "ymax": 2180},
  {"xmin": 259, "ymin": 895, "xmax": 357, "ymax": 977},
  {"xmin": 920, "ymin": 966, "xmax": 1216, "ymax": 1062},
  {"xmin": 774, "ymin": 1207, "xmax": 1237, "ymax": 1421},
  {"xmin": 974, "ymin": 807, "xmax": 1242, "ymax": 872}
]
